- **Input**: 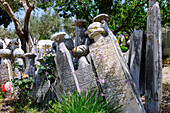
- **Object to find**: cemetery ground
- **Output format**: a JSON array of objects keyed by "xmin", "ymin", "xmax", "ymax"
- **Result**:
[{"xmin": 0, "ymin": 64, "xmax": 169, "ymax": 113}]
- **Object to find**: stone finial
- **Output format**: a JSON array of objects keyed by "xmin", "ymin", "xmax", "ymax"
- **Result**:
[
  {"xmin": 72, "ymin": 45, "xmax": 89, "ymax": 57},
  {"xmin": 51, "ymin": 32, "xmax": 66, "ymax": 41},
  {"xmin": 13, "ymin": 48, "xmax": 24, "ymax": 58},
  {"xmin": 0, "ymin": 41, "xmax": 3, "ymax": 49},
  {"xmin": 87, "ymin": 22, "xmax": 105, "ymax": 40},
  {"xmin": 72, "ymin": 19, "xmax": 87, "ymax": 27},
  {"xmin": 0, "ymin": 49, "xmax": 11, "ymax": 57},
  {"xmin": 93, "ymin": 14, "xmax": 110, "ymax": 23},
  {"xmin": 24, "ymin": 53, "xmax": 36, "ymax": 58},
  {"xmin": 127, "ymin": 40, "xmax": 130, "ymax": 46}
]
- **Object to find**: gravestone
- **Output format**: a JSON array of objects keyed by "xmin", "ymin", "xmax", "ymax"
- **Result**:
[
  {"xmin": 34, "ymin": 54, "xmax": 58, "ymax": 105},
  {"xmin": 0, "ymin": 49, "xmax": 12, "ymax": 97},
  {"xmin": 24, "ymin": 53, "xmax": 36, "ymax": 77},
  {"xmin": 128, "ymin": 30, "xmax": 146, "ymax": 95},
  {"xmin": 51, "ymin": 32, "xmax": 80, "ymax": 93},
  {"xmin": 76, "ymin": 56, "xmax": 97, "ymax": 91},
  {"xmin": 88, "ymin": 15, "xmax": 145, "ymax": 113},
  {"xmin": 13, "ymin": 48, "xmax": 24, "ymax": 79},
  {"xmin": 145, "ymin": 1, "xmax": 162, "ymax": 112}
]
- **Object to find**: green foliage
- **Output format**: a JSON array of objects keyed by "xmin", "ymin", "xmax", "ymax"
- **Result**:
[
  {"xmin": 12, "ymin": 74, "xmax": 34, "ymax": 112},
  {"xmin": 120, "ymin": 45, "xmax": 128, "ymax": 52},
  {"xmin": 54, "ymin": 0, "xmax": 169, "ymax": 35},
  {"xmin": 48, "ymin": 90, "xmax": 122, "ymax": 113},
  {"xmin": 36, "ymin": 54, "xmax": 56, "ymax": 81},
  {"xmin": 0, "ymin": 27, "xmax": 18, "ymax": 39},
  {"xmin": 28, "ymin": 8, "xmax": 75, "ymax": 40}
]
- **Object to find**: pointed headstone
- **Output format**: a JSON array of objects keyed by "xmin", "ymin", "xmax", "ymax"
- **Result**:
[
  {"xmin": 51, "ymin": 32, "xmax": 80, "ymax": 93},
  {"xmin": 145, "ymin": 1, "xmax": 162, "ymax": 112}
]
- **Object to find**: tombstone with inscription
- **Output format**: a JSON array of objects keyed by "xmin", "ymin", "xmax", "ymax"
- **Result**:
[
  {"xmin": 51, "ymin": 32, "xmax": 80, "ymax": 93},
  {"xmin": 88, "ymin": 14, "xmax": 145, "ymax": 113}
]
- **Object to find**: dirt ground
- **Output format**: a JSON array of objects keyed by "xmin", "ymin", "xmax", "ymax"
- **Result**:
[
  {"xmin": 161, "ymin": 64, "xmax": 170, "ymax": 113},
  {"xmin": 0, "ymin": 64, "xmax": 169, "ymax": 113}
]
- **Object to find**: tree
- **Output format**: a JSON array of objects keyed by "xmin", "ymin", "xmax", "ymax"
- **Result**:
[
  {"xmin": 54, "ymin": 0, "xmax": 169, "ymax": 35},
  {"xmin": 0, "ymin": 0, "xmax": 57, "ymax": 53},
  {"xmin": 0, "ymin": 0, "xmax": 22, "ymax": 27},
  {"xmin": 27, "ymin": 9, "xmax": 75, "ymax": 43}
]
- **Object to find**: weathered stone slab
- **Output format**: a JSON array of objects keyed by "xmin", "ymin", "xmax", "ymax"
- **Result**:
[
  {"xmin": 145, "ymin": 1, "xmax": 162, "ymax": 112},
  {"xmin": 88, "ymin": 19, "xmax": 145, "ymax": 112},
  {"xmin": 89, "ymin": 35, "xmax": 144, "ymax": 113},
  {"xmin": 128, "ymin": 30, "xmax": 146, "ymax": 95},
  {"xmin": 51, "ymin": 32, "xmax": 80, "ymax": 93},
  {"xmin": 76, "ymin": 56, "xmax": 97, "ymax": 91},
  {"xmin": 24, "ymin": 53, "xmax": 36, "ymax": 77},
  {"xmin": 0, "ymin": 49, "xmax": 12, "ymax": 97},
  {"xmin": 13, "ymin": 48, "xmax": 24, "ymax": 79}
]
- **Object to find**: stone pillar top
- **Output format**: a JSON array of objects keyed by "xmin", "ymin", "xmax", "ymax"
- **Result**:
[
  {"xmin": 13, "ymin": 48, "xmax": 24, "ymax": 58},
  {"xmin": 72, "ymin": 19, "xmax": 87, "ymax": 27},
  {"xmin": 51, "ymin": 32, "xmax": 66, "ymax": 41},
  {"xmin": 24, "ymin": 53, "xmax": 36, "ymax": 58},
  {"xmin": 0, "ymin": 49, "xmax": 11, "ymax": 58},
  {"xmin": 87, "ymin": 22, "xmax": 105, "ymax": 39},
  {"xmin": 93, "ymin": 14, "xmax": 110, "ymax": 23}
]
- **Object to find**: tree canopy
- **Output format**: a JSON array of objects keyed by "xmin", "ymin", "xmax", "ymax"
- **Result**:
[{"xmin": 54, "ymin": 0, "xmax": 169, "ymax": 35}]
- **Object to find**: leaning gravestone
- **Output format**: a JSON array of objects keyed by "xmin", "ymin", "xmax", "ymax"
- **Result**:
[
  {"xmin": 89, "ymin": 14, "xmax": 145, "ymax": 113},
  {"xmin": 51, "ymin": 32, "xmax": 80, "ymax": 93},
  {"xmin": 76, "ymin": 56, "xmax": 97, "ymax": 91},
  {"xmin": 128, "ymin": 30, "xmax": 146, "ymax": 95}
]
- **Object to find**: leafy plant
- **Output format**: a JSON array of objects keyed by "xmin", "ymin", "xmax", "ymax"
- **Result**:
[
  {"xmin": 12, "ymin": 75, "xmax": 34, "ymax": 112},
  {"xmin": 48, "ymin": 90, "xmax": 122, "ymax": 113},
  {"xmin": 36, "ymin": 54, "xmax": 56, "ymax": 81}
]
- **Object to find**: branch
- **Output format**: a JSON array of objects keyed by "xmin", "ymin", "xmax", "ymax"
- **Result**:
[
  {"xmin": 24, "ymin": 1, "xmax": 35, "ymax": 40},
  {"xmin": 18, "ymin": 0, "xmax": 28, "ymax": 11},
  {"xmin": 25, "ymin": 0, "xmax": 30, "ymax": 7},
  {"xmin": 113, "ymin": 0, "xmax": 149, "ymax": 34},
  {"xmin": 0, "ymin": 0, "xmax": 23, "ymax": 35}
]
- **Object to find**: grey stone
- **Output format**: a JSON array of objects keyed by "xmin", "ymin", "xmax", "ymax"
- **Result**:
[
  {"xmin": 72, "ymin": 19, "xmax": 87, "ymax": 27},
  {"xmin": 6, "ymin": 38, "xmax": 19, "ymax": 51},
  {"xmin": 87, "ymin": 22, "xmax": 105, "ymax": 41},
  {"xmin": 88, "ymin": 19, "xmax": 145, "ymax": 113},
  {"xmin": 52, "ymin": 32, "xmax": 81, "ymax": 93},
  {"xmin": 0, "ymin": 55, "xmax": 12, "ymax": 97},
  {"xmin": 0, "ymin": 49, "xmax": 12, "ymax": 57},
  {"xmin": 13, "ymin": 48, "xmax": 24, "ymax": 58},
  {"xmin": 24, "ymin": 53, "xmax": 36, "ymax": 77},
  {"xmin": 92, "ymin": 14, "xmax": 110, "ymax": 23},
  {"xmin": 0, "ymin": 41, "xmax": 3, "ymax": 49},
  {"xmin": 76, "ymin": 56, "xmax": 97, "ymax": 91},
  {"xmin": 13, "ymin": 48, "xmax": 24, "ymax": 79},
  {"xmin": 128, "ymin": 30, "xmax": 146, "ymax": 95},
  {"xmin": 72, "ymin": 45, "xmax": 89, "ymax": 57},
  {"xmin": 145, "ymin": 1, "xmax": 162, "ymax": 112}
]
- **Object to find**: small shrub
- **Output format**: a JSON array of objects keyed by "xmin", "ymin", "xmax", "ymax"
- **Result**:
[{"xmin": 48, "ymin": 90, "xmax": 122, "ymax": 113}]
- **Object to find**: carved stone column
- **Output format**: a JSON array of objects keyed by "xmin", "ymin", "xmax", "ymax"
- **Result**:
[
  {"xmin": 0, "ymin": 49, "xmax": 12, "ymax": 97},
  {"xmin": 13, "ymin": 48, "xmax": 24, "ymax": 79},
  {"xmin": 24, "ymin": 53, "xmax": 36, "ymax": 77}
]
